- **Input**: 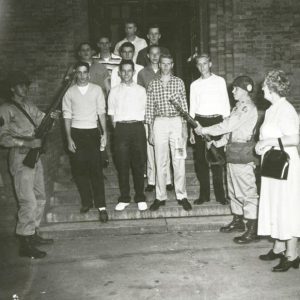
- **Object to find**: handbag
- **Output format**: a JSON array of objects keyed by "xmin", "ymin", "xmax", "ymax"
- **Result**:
[
  {"xmin": 226, "ymin": 133, "xmax": 259, "ymax": 165},
  {"xmin": 261, "ymin": 138, "xmax": 289, "ymax": 180}
]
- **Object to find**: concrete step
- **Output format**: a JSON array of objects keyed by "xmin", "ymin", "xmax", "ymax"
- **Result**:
[
  {"xmin": 46, "ymin": 201, "xmax": 230, "ymax": 223},
  {"xmin": 39, "ymin": 215, "xmax": 232, "ymax": 239},
  {"xmin": 50, "ymin": 185, "xmax": 211, "ymax": 206}
]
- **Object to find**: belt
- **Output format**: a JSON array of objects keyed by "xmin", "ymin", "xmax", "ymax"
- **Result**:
[
  {"xmin": 195, "ymin": 114, "xmax": 221, "ymax": 118},
  {"xmin": 117, "ymin": 120, "xmax": 143, "ymax": 124}
]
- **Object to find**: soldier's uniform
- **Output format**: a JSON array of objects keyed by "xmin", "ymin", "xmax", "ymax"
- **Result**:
[
  {"xmin": 0, "ymin": 100, "xmax": 45, "ymax": 236},
  {"xmin": 0, "ymin": 72, "xmax": 53, "ymax": 258},
  {"xmin": 201, "ymin": 76, "xmax": 259, "ymax": 243}
]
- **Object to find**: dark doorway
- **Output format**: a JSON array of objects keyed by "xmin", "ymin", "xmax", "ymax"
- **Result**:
[{"xmin": 88, "ymin": 0, "xmax": 204, "ymax": 86}]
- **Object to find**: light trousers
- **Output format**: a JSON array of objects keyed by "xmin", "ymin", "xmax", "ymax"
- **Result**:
[
  {"xmin": 145, "ymin": 124, "xmax": 172, "ymax": 185},
  {"xmin": 227, "ymin": 162, "xmax": 258, "ymax": 219},
  {"xmin": 153, "ymin": 117, "xmax": 187, "ymax": 201},
  {"xmin": 9, "ymin": 149, "xmax": 46, "ymax": 236}
]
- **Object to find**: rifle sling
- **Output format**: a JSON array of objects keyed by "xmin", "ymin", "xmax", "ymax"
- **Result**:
[{"xmin": 11, "ymin": 101, "xmax": 37, "ymax": 129}]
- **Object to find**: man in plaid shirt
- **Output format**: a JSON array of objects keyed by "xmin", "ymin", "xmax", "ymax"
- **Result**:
[{"xmin": 146, "ymin": 54, "xmax": 192, "ymax": 211}]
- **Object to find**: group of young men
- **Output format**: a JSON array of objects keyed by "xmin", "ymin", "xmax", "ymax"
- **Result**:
[{"xmin": 0, "ymin": 21, "xmax": 233, "ymax": 259}]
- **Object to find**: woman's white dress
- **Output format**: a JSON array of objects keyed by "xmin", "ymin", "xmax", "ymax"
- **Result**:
[{"xmin": 258, "ymin": 98, "xmax": 300, "ymax": 240}]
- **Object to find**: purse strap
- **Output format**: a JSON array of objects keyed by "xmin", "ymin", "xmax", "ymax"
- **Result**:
[
  {"xmin": 11, "ymin": 101, "xmax": 37, "ymax": 128},
  {"xmin": 278, "ymin": 138, "xmax": 284, "ymax": 151}
]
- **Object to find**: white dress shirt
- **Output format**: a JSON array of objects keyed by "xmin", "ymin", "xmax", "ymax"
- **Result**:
[
  {"xmin": 189, "ymin": 73, "xmax": 230, "ymax": 118},
  {"xmin": 114, "ymin": 36, "xmax": 147, "ymax": 63},
  {"xmin": 108, "ymin": 82, "xmax": 146, "ymax": 122},
  {"xmin": 110, "ymin": 63, "xmax": 143, "ymax": 88}
]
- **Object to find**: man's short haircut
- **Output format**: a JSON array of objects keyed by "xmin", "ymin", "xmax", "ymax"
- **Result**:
[
  {"xmin": 75, "ymin": 61, "xmax": 90, "ymax": 72},
  {"xmin": 119, "ymin": 42, "xmax": 135, "ymax": 52},
  {"xmin": 195, "ymin": 53, "xmax": 211, "ymax": 63},
  {"xmin": 77, "ymin": 42, "xmax": 92, "ymax": 51},
  {"xmin": 97, "ymin": 36, "xmax": 111, "ymax": 43},
  {"xmin": 125, "ymin": 20, "xmax": 137, "ymax": 27},
  {"xmin": 148, "ymin": 24, "xmax": 161, "ymax": 32},
  {"xmin": 159, "ymin": 54, "xmax": 173, "ymax": 63},
  {"xmin": 119, "ymin": 59, "xmax": 135, "ymax": 71},
  {"xmin": 147, "ymin": 44, "xmax": 161, "ymax": 54}
]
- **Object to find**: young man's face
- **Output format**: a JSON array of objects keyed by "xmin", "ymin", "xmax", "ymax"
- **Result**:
[
  {"xmin": 125, "ymin": 23, "xmax": 137, "ymax": 37},
  {"xmin": 11, "ymin": 83, "xmax": 29, "ymax": 99},
  {"xmin": 76, "ymin": 66, "xmax": 89, "ymax": 85},
  {"xmin": 78, "ymin": 44, "xmax": 92, "ymax": 61},
  {"xmin": 120, "ymin": 46, "xmax": 134, "ymax": 60},
  {"xmin": 196, "ymin": 57, "xmax": 212, "ymax": 75},
  {"xmin": 159, "ymin": 57, "xmax": 173, "ymax": 75},
  {"xmin": 119, "ymin": 63, "xmax": 135, "ymax": 83},
  {"xmin": 232, "ymin": 86, "xmax": 247, "ymax": 101},
  {"xmin": 147, "ymin": 28, "xmax": 161, "ymax": 45},
  {"xmin": 148, "ymin": 47, "xmax": 161, "ymax": 64},
  {"xmin": 97, "ymin": 37, "xmax": 111, "ymax": 53}
]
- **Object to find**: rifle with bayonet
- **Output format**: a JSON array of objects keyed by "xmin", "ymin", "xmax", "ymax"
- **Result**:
[
  {"xmin": 23, "ymin": 71, "xmax": 76, "ymax": 168},
  {"xmin": 169, "ymin": 98, "xmax": 225, "ymax": 165}
]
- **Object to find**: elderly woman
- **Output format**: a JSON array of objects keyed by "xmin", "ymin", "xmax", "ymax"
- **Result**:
[
  {"xmin": 194, "ymin": 76, "xmax": 259, "ymax": 244},
  {"xmin": 256, "ymin": 70, "xmax": 300, "ymax": 272}
]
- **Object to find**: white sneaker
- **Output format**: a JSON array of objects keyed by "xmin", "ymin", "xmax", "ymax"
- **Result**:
[
  {"xmin": 138, "ymin": 202, "xmax": 148, "ymax": 211},
  {"xmin": 115, "ymin": 202, "xmax": 130, "ymax": 211}
]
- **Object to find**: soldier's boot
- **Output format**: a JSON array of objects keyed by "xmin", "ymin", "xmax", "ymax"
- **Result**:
[
  {"xmin": 220, "ymin": 214, "xmax": 245, "ymax": 233},
  {"xmin": 19, "ymin": 235, "xmax": 47, "ymax": 259},
  {"xmin": 233, "ymin": 219, "xmax": 260, "ymax": 244},
  {"xmin": 33, "ymin": 231, "xmax": 54, "ymax": 245}
]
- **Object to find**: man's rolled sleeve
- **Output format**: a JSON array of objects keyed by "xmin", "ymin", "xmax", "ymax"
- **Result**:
[
  {"xmin": 96, "ymin": 87, "xmax": 106, "ymax": 115},
  {"xmin": 179, "ymin": 81, "xmax": 188, "ymax": 113},
  {"xmin": 145, "ymin": 83, "xmax": 155, "ymax": 124},
  {"xmin": 62, "ymin": 90, "xmax": 72, "ymax": 119}
]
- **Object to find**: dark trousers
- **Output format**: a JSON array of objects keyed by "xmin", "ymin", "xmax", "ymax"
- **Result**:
[
  {"xmin": 194, "ymin": 115, "xmax": 226, "ymax": 202},
  {"xmin": 70, "ymin": 128, "xmax": 106, "ymax": 208},
  {"xmin": 114, "ymin": 122, "xmax": 146, "ymax": 203}
]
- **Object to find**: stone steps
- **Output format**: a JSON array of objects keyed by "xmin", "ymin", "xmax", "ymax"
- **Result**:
[
  {"xmin": 46, "ymin": 201, "xmax": 230, "ymax": 223},
  {"xmin": 39, "ymin": 215, "xmax": 232, "ymax": 239}
]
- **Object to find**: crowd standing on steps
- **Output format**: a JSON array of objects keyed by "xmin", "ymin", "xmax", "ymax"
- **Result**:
[{"xmin": 0, "ymin": 19, "xmax": 299, "ymax": 273}]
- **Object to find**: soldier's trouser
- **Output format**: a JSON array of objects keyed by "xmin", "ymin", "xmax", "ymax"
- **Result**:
[
  {"xmin": 144, "ymin": 124, "xmax": 172, "ymax": 185},
  {"xmin": 11, "ymin": 158, "xmax": 46, "ymax": 236},
  {"xmin": 227, "ymin": 162, "xmax": 258, "ymax": 219},
  {"xmin": 153, "ymin": 117, "xmax": 187, "ymax": 201}
]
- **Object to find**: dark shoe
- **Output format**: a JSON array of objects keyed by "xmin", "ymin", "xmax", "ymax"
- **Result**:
[
  {"xmin": 33, "ymin": 232, "xmax": 54, "ymax": 245},
  {"xmin": 145, "ymin": 184, "xmax": 155, "ymax": 192},
  {"xmin": 259, "ymin": 249, "xmax": 285, "ymax": 261},
  {"xmin": 217, "ymin": 198, "xmax": 229, "ymax": 205},
  {"xmin": 80, "ymin": 206, "xmax": 92, "ymax": 213},
  {"xmin": 220, "ymin": 215, "xmax": 245, "ymax": 233},
  {"xmin": 166, "ymin": 184, "xmax": 174, "ymax": 191},
  {"xmin": 149, "ymin": 199, "xmax": 165, "ymax": 211},
  {"xmin": 19, "ymin": 235, "xmax": 47, "ymax": 259},
  {"xmin": 99, "ymin": 210, "xmax": 108, "ymax": 223},
  {"xmin": 233, "ymin": 219, "xmax": 260, "ymax": 244},
  {"xmin": 272, "ymin": 256, "xmax": 300, "ymax": 272},
  {"xmin": 193, "ymin": 197, "xmax": 209, "ymax": 205},
  {"xmin": 178, "ymin": 198, "xmax": 192, "ymax": 211}
]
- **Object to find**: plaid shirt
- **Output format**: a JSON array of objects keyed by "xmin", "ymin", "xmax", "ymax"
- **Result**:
[{"xmin": 145, "ymin": 75, "xmax": 188, "ymax": 125}]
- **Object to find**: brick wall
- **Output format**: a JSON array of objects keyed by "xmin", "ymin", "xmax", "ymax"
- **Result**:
[
  {"xmin": 0, "ymin": 0, "xmax": 89, "ymax": 200},
  {"xmin": 209, "ymin": 0, "xmax": 300, "ymax": 110}
]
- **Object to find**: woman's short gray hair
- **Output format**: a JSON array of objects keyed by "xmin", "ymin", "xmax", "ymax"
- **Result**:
[{"xmin": 264, "ymin": 70, "xmax": 290, "ymax": 97}]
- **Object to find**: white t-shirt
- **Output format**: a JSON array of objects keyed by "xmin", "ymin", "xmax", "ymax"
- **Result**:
[
  {"xmin": 189, "ymin": 73, "xmax": 230, "ymax": 118},
  {"xmin": 108, "ymin": 82, "xmax": 146, "ymax": 122}
]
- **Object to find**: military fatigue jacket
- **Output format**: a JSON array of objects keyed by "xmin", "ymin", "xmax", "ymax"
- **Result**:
[
  {"xmin": 0, "ymin": 100, "xmax": 44, "ymax": 148},
  {"xmin": 202, "ymin": 99, "xmax": 258, "ymax": 144}
]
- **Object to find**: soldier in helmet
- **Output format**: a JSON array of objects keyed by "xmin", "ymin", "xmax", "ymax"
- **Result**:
[
  {"xmin": 0, "ymin": 71, "xmax": 59, "ymax": 258},
  {"xmin": 194, "ymin": 76, "xmax": 259, "ymax": 244}
]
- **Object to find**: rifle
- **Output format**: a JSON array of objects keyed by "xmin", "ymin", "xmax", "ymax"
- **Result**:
[
  {"xmin": 23, "ymin": 71, "xmax": 76, "ymax": 168},
  {"xmin": 169, "ymin": 98, "xmax": 226, "ymax": 165}
]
